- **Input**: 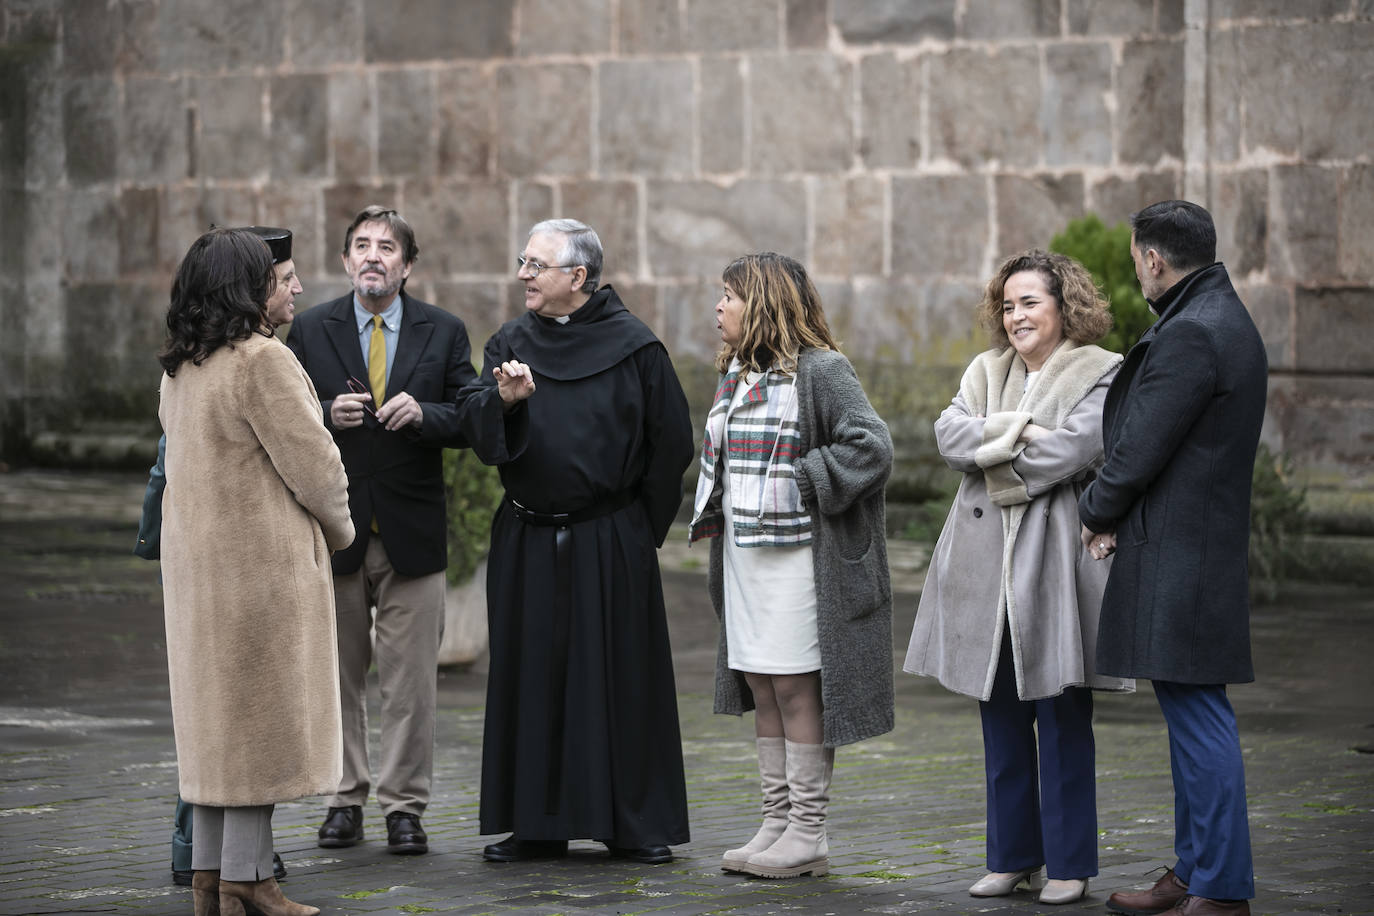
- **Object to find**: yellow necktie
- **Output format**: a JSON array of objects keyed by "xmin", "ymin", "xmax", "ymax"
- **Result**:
[{"xmin": 368, "ymin": 315, "xmax": 387, "ymax": 407}]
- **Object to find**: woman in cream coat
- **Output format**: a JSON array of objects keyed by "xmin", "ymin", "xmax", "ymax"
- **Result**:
[
  {"xmin": 904, "ymin": 250, "xmax": 1132, "ymax": 906},
  {"xmin": 158, "ymin": 228, "xmax": 353, "ymax": 916}
]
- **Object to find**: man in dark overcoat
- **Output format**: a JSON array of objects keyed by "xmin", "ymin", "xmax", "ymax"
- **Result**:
[{"xmin": 1079, "ymin": 200, "xmax": 1267, "ymax": 916}]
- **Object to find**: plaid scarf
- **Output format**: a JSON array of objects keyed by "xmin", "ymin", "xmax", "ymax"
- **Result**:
[{"xmin": 689, "ymin": 361, "xmax": 813, "ymax": 547}]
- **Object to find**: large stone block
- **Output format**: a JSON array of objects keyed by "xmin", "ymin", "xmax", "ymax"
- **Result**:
[
  {"xmin": 259, "ymin": 184, "xmax": 323, "ymax": 281},
  {"xmin": 560, "ymin": 180, "xmax": 640, "ymax": 276},
  {"xmin": 364, "ymin": 0, "xmax": 511, "ymax": 62},
  {"xmin": 437, "ymin": 67, "xmax": 494, "ymax": 178},
  {"xmin": 496, "ymin": 64, "xmax": 591, "ymax": 177},
  {"xmin": 61, "ymin": 0, "xmax": 116, "ymax": 74},
  {"xmin": 428, "ymin": 280, "xmax": 507, "ymax": 356},
  {"xmin": 516, "ymin": 0, "xmax": 610, "ymax": 55},
  {"xmin": 1240, "ymin": 22, "xmax": 1374, "ymax": 161},
  {"xmin": 119, "ymin": 76, "xmax": 188, "ymax": 182},
  {"xmin": 840, "ymin": 277, "xmax": 982, "ymax": 362},
  {"xmin": 891, "ymin": 176, "xmax": 988, "ymax": 277},
  {"xmin": 962, "ymin": 0, "xmax": 1060, "ymax": 40},
  {"xmin": 118, "ymin": 0, "xmax": 158, "ymax": 73},
  {"xmin": 598, "ymin": 59, "xmax": 693, "ymax": 175},
  {"xmin": 750, "ymin": 53, "xmax": 852, "ymax": 174},
  {"xmin": 403, "ymin": 180, "xmax": 508, "ymax": 276},
  {"xmin": 1268, "ymin": 165, "xmax": 1339, "ymax": 283},
  {"xmin": 329, "ymin": 71, "xmax": 374, "ymax": 179},
  {"xmin": 1042, "ymin": 43, "xmax": 1111, "ymax": 166},
  {"xmin": 377, "ymin": 68, "xmax": 435, "ymax": 179},
  {"xmin": 1211, "ymin": 0, "xmax": 1347, "ymax": 18},
  {"xmin": 157, "ymin": 0, "xmax": 283, "ymax": 72},
  {"xmin": 1294, "ymin": 287, "xmax": 1374, "ymax": 374},
  {"xmin": 645, "ymin": 179, "xmax": 806, "ymax": 279},
  {"xmin": 786, "ymin": 0, "xmax": 828, "ymax": 48},
  {"xmin": 859, "ymin": 52, "xmax": 919, "ymax": 169},
  {"xmin": 833, "ymin": 0, "xmax": 955, "ymax": 43},
  {"xmin": 271, "ymin": 74, "xmax": 328, "ymax": 179},
  {"xmin": 1264, "ymin": 375, "xmax": 1374, "ymax": 483},
  {"xmin": 929, "ymin": 46, "xmax": 1040, "ymax": 169},
  {"xmin": 194, "ymin": 76, "xmax": 266, "ymax": 180},
  {"xmin": 1205, "ymin": 28, "xmax": 1242, "ymax": 163},
  {"xmin": 700, "ymin": 57, "xmax": 744, "ymax": 174},
  {"xmin": 63, "ymin": 188, "xmax": 119, "ymax": 282},
  {"xmin": 63, "ymin": 78, "xmax": 117, "ymax": 184},
  {"xmin": 1088, "ymin": 171, "xmax": 1178, "ymax": 227},
  {"xmin": 812, "ymin": 175, "xmax": 884, "ymax": 277},
  {"xmin": 21, "ymin": 56, "xmax": 65, "ymax": 187},
  {"xmin": 1067, "ymin": 0, "xmax": 1153, "ymax": 35},
  {"xmin": 1338, "ymin": 165, "xmax": 1374, "ymax": 283},
  {"xmin": 63, "ymin": 282, "xmax": 125, "ymax": 396},
  {"xmin": 285, "ymin": 0, "xmax": 362, "ymax": 69},
  {"xmin": 1116, "ymin": 39, "xmax": 1183, "ymax": 165},
  {"xmin": 618, "ymin": 0, "xmax": 683, "ymax": 54},
  {"xmin": 1235, "ymin": 282, "xmax": 1290, "ymax": 372},
  {"xmin": 158, "ymin": 186, "xmax": 259, "ymax": 273},
  {"xmin": 1210, "ymin": 169, "xmax": 1267, "ymax": 277},
  {"xmin": 118, "ymin": 186, "xmax": 159, "ymax": 275},
  {"xmin": 995, "ymin": 173, "xmax": 1085, "ymax": 256},
  {"xmin": 514, "ymin": 181, "xmax": 554, "ymax": 260},
  {"xmin": 686, "ymin": 0, "xmax": 779, "ymax": 52},
  {"xmin": 19, "ymin": 189, "xmax": 63, "ymax": 280},
  {"xmin": 658, "ymin": 278, "xmax": 723, "ymax": 362}
]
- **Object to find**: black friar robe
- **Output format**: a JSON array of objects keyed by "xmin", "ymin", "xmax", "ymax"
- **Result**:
[{"xmin": 461, "ymin": 286, "xmax": 694, "ymax": 847}]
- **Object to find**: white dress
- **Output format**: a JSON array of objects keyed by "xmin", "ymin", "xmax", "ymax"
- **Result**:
[{"xmin": 721, "ymin": 371, "xmax": 821, "ymax": 674}]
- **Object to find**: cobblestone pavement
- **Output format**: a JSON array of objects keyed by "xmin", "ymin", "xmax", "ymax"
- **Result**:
[{"xmin": 1, "ymin": 470, "xmax": 1371, "ymax": 916}]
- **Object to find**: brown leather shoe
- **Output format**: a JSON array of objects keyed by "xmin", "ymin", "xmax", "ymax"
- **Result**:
[
  {"xmin": 1107, "ymin": 868, "xmax": 1189, "ymax": 915},
  {"xmin": 1163, "ymin": 896, "xmax": 1251, "ymax": 916}
]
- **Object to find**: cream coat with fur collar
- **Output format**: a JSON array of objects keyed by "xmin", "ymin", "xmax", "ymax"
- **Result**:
[{"xmin": 160, "ymin": 333, "xmax": 354, "ymax": 806}]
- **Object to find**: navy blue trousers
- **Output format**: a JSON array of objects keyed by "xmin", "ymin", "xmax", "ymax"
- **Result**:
[
  {"xmin": 1153, "ymin": 681, "xmax": 1254, "ymax": 900},
  {"xmin": 978, "ymin": 635, "xmax": 1098, "ymax": 880}
]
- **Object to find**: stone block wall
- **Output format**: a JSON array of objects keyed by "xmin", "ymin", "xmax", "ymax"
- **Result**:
[{"xmin": 1, "ymin": 0, "xmax": 1370, "ymax": 497}]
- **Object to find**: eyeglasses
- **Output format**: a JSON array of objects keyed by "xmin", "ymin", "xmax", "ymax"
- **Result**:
[
  {"xmin": 345, "ymin": 377, "xmax": 379, "ymax": 418},
  {"xmin": 516, "ymin": 256, "xmax": 577, "ymax": 278}
]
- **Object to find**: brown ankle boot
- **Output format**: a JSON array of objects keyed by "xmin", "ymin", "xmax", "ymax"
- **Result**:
[
  {"xmin": 219, "ymin": 877, "xmax": 319, "ymax": 916},
  {"xmin": 191, "ymin": 870, "xmax": 220, "ymax": 916}
]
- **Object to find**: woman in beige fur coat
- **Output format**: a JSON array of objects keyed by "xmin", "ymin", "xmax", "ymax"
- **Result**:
[
  {"xmin": 158, "ymin": 228, "xmax": 353, "ymax": 916},
  {"xmin": 904, "ymin": 251, "xmax": 1131, "ymax": 907}
]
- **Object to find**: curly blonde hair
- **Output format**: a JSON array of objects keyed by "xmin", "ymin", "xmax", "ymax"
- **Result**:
[
  {"xmin": 977, "ymin": 249, "xmax": 1113, "ymax": 349},
  {"xmin": 716, "ymin": 252, "xmax": 840, "ymax": 375}
]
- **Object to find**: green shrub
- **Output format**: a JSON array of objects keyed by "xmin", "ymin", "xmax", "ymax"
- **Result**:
[
  {"xmin": 1249, "ymin": 443, "xmax": 1308, "ymax": 601},
  {"xmin": 1050, "ymin": 214, "xmax": 1156, "ymax": 354},
  {"xmin": 442, "ymin": 447, "xmax": 505, "ymax": 586}
]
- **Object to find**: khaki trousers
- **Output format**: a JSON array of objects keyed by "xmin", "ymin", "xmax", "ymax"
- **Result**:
[
  {"xmin": 190, "ymin": 804, "xmax": 272, "ymax": 881},
  {"xmin": 329, "ymin": 537, "xmax": 445, "ymax": 816}
]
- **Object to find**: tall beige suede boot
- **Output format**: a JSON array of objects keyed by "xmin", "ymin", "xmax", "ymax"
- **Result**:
[
  {"xmin": 721, "ymin": 737, "xmax": 789, "ymax": 872},
  {"xmin": 740, "ymin": 740, "xmax": 833, "ymax": 878}
]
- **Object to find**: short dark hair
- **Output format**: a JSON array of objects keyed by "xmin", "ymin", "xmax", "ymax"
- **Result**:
[
  {"xmin": 342, "ymin": 205, "xmax": 419, "ymax": 265},
  {"xmin": 158, "ymin": 228, "xmax": 275, "ymax": 377},
  {"xmin": 1130, "ymin": 200, "xmax": 1216, "ymax": 273}
]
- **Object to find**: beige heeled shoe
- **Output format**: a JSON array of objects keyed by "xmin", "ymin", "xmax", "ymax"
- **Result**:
[
  {"xmin": 969, "ymin": 866, "xmax": 1043, "ymax": 896},
  {"xmin": 219, "ymin": 877, "xmax": 319, "ymax": 916},
  {"xmin": 1040, "ymin": 877, "xmax": 1089, "ymax": 904}
]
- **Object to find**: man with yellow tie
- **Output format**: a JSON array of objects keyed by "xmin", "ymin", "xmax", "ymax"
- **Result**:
[{"xmin": 286, "ymin": 205, "xmax": 534, "ymax": 855}]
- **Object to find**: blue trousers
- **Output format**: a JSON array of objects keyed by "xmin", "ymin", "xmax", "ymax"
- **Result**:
[
  {"xmin": 1153, "ymin": 681, "xmax": 1254, "ymax": 901},
  {"xmin": 978, "ymin": 635, "xmax": 1098, "ymax": 880}
]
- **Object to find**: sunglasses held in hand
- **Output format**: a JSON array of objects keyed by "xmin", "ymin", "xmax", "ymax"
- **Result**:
[{"xmin": 345, "ymin": 377, "xmax": 379, "ymax": 419}]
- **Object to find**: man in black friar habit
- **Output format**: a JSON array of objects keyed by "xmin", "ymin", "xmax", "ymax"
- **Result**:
[{"xmin": 460, "ymin": 218, "xmax": 694, "ymax": 865}]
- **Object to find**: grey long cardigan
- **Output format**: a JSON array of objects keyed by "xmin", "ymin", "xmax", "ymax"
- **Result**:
[{"xmin": 707, "ymin": 347, "xmax": 895, "ymax": 748}]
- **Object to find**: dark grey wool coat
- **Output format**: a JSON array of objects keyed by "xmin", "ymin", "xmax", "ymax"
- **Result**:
[
  {"xmin": 707, "ymin": 348, "xmax": 896, "ymax": 747},
  {"xmin": 1079, "ymin": 264, "xmax": 1268, "ymax": 684}
]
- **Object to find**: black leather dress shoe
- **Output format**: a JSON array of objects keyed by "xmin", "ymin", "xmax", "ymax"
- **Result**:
[
  {"xmin": 607, "ymin": 843, "xmax": 673, "ymax": 864},
  {"xmin": 317, "ymin": 805, "xmax": 364, "ymax": 848},
  {"xmin": 482, "ymin": 834, "xmax": 569, "ymax": 862},
  {"xmin": 172, "ymin": 851, "xmax": 286, "ymax": 886},
  {"xmin": 385, "ymin": 812, "xmax": 428, "ymax": 855}
]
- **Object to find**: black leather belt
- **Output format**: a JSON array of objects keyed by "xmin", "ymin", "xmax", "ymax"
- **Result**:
[{"xmin": 505, "ymin": 490, "xmax": 638, "ymax": 814}]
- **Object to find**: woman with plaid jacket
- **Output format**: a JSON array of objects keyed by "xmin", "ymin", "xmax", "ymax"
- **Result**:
[{"xmin": 689, "ymin": 252, "xmax": 894, "ymax": 880}]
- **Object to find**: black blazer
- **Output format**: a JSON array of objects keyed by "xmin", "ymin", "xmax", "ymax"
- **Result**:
[
  {"xmin": 1079, "ymin": 264, "xmax": 1268, "ymax": 684},
  {"xmin": 286, "ymin": 291, "xmax": 477, "ymax": 577}
]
